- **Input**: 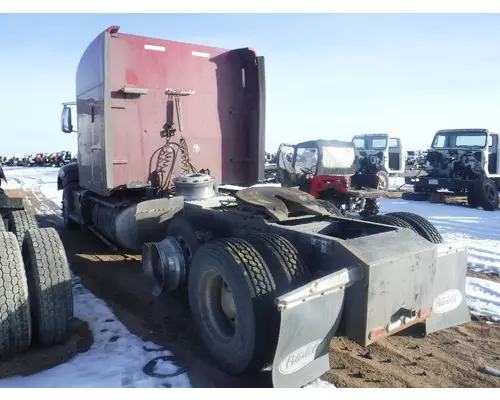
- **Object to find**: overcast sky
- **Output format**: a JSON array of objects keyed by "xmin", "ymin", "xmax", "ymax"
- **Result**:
[{"xmin": 1, "ymin": 13, "xmax": 500, "ymax": 156}]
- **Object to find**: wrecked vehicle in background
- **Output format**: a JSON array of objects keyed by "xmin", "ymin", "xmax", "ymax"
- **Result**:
[
  {"xmin": 34, "ymin": 153, "xmax": 46, "ymax": 166},
  {"xmin": 57, "ymin": 25, "xmax": 471, "ymax": 388},
  {"xmin": 275, "ymin": 139, "xmax": 383, "ymax": 217},
  {"xmin": 352, "ymin": 133, "xmax": 406, "ymax": 191},
  {"xmin": 5, "ymin": 155, "xmax": 21, "ymax": 166},
  {"xmin": 406, "ymin": 150, "xmax": 428, "ymax": 171},
  {"xmin": 406, "ymin": 150, "xmax": 418, "ymax": 169},
  {"xmin": 405, "ymin": 128, "xmax": 500, "ymax": 210},
  {"xmin": 58, "ymin": 151, "xmax": 73, "ymax": 166}
]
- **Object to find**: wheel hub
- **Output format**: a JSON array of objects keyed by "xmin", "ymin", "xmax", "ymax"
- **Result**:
[
  {"xmin": 378, "ymin": 177, "xmax": 387, "ymax": 190},
  {"xmin": 173, "ymin": 173, "xmax": 216, "ymax": 201},
  {"xmin": 485, "ymin": 184, "xmax": 496, "ymax": 201},
  {"xmin": 220, "ymin": 282, "xmax": 236, "ymax": 325},
  {"xmin": 142, "ymin": 236, "xmax": 186, "ymax": 296}
]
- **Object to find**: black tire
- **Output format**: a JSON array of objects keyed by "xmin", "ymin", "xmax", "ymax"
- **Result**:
[
  {"xmin": 0, "ymin": 219, "xmax": 5, "ymax": 232},
  {"xmin": 474, "ymin": 176, "xmax": 499, "ymax": 211},
  {"xmin": 402, "ymin": 192, "xmax": 429, "ymax": 201},
  {"xmin": 385, "ymin": 212, "xmax": 444, "ymax": 244},
  {"xmin": 317, "ymin": 199, "xmax": 343, "ymax": 217},
  {"xmin": 22, "ymin": 228, "xmax": 73, "ymax": 346},
  {"xmin": 167, "ymin": 215, "xmax": 209, "ymax": 268},
  {"xmin": 245, "ymin": 233, "xmax": 311, "ymax": 295},
  {"xmin": 467, "ymin": 189, "xmax": 480, "ymax": 208},
  {"xmin": 62, "ymin": 186, "xmax": 78, "ymax": 230},
  {"xmin": 377, "ymin": 170, "xmax": 389, "ymax": 191},
  {"xmin": 363, "ymin": 214, "xmax": 417, "ymax": 232},
  {"xmin": 188, "ymin": 237, "xmax": 278, "ymax": 374},
  {"xmin": 0, "ymin": 231, "xmax": 31, "ymax": 358},
  {"xmin": 8, "ymin": 210, "xmax": 38, "ymax": 246}
]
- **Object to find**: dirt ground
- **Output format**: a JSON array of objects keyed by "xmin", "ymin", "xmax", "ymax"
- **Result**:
[{"xmin": 2, "ymin": 187, "xmax": 500, "ymax": 388}]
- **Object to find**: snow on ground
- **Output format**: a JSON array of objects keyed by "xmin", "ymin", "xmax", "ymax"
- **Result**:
[
  {"xmin": 380, "ymin": 197, "xmax": 500, "ymax": 276},
  {"xmin": 1, "ymin": 175, "xmax": 22, "ymax": 190},
  {"xmin": 2, "ymin": 167, "xmax": 500, "ymax": 387},
  {"xmin": 465, "ymin": 278, "xmax": 500, "ymax": 322},
  {"xmin": 1, "ymin": 168, "xmax": 333, "ymax": 388},
  {"xmin": 2, "ymin": 166, "xmax": 62, "ymax": 210},
  {"xmin": 1, "ymin": 167, "xmax": 193, "ymax": 388},
  {"xmin": 380, "ymin": 197, "xmax": 500, "ymax": 320},
  {"xmin": 0, "ymin": 275, "xmax": 192, "ymax": 388}
]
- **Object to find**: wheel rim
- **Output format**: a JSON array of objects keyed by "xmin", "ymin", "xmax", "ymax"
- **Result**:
[
  {"xmin": 378, "ymin": 176, "xmax": 387, "ymax": 190},
  {"xmin": 174, "ymin": 235, "xmax": 193, "ymax": 263},
  {"xmin": 485, "ymin": 184, "xmax": 497, "ymax": 202},
  {"xmin": 200, "ymin": 270, "xmax": 237, "ymax": 342},
  {"xmin": 220, "ymin": 282, "xmax": 236, "ymax": 327}
]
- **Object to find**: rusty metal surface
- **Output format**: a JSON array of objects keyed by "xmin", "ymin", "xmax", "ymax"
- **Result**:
[{"xmin": 234, "ymin": 186, "xmax": 330, "ymax": 221}]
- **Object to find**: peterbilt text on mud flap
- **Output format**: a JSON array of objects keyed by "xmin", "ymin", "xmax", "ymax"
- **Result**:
[
  {"xmin": 352, "ymin": 133, "xmax": 407, "ymax": 191},
  {"xmin": 58, "ymin": 25, "xmax": 471, "ymax": 388},
  {"xmin": 405, "ymin": 129, "xmax": 500, "ymax": 210}
]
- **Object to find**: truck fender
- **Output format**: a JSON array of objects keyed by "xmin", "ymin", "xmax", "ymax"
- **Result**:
[{"xmin": 57, "ymin": 163, "xmax": 79, "ymax": 190}]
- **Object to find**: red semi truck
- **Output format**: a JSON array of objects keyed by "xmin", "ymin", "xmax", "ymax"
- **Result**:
[{"xmin": 59, "ymin": 26, "xmax": 471, "ymax": 388}]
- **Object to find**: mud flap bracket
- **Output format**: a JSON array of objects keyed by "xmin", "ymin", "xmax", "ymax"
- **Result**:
[{"xmin": 271, "ymin": 266, "xmax": 362, "ymax": 388}]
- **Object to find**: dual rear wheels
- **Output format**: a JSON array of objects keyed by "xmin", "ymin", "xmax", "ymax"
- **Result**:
[
  {"xmin": 187, "ymin": 233, "xmax": 310, "ymax": 375},
  {"xmin": 467, "ymin": 176, "xmax": 499, "ymax": 211},
  {"xmin": 160, "ymin": 210, "xmax": 443, "ymax": 376},
  {"xmin": 362, "ymin": 212, "xmax": 444, "ymax": 244},
  {"xmin": 0, "ymin": 211, "xmax": 73, "ymax": 359}
]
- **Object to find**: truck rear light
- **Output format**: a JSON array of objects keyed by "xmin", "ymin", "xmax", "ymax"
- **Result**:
[
  {"xmin": 386, "ymin": 319, "xmax": 402, "ymax": 332},
  {"xmin": 418, "ymin": 306, "xmax": 432, "ymax": 319},
  {"xmin": 368, "ymin": 326, "xmax": 386, "ymax": 340}
]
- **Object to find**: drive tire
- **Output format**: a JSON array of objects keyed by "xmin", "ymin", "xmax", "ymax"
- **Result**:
[
  {"xmin": 377, "ymin": 170, "xmax": 389, "ymax": 191},
  {"xmin": 317, "ymin": 199, "xmax": 343, "ymax": 217},
  {"xmin": 188, "ymin": 237, "xmax": 278, "ymax": 375},
  {"xmin": 467, "ymin": 189, "xmax": 480, "ymax": 209},
  {"xmin": 8, "ymin": 210, "xmax": 38, "ymax": 246},
  {"xmin": 385, "ymin": 212, "xmax": 444, "ymax": 244},
  {"xmin": 245, "ymin": 233, "xmax": 311, "ymax": 295},
  {"xmin": 474, "ymin": 176, "xmax": 499, "ymax": 211},
  {"xmin": 22, "ymin": 228, "xmax": 73, "ymax": 346},
  {"xmin": 0, "ymin": 231, "xmax": 31, "ymax": 358},
  {"xmin": 362, "ymin": 214, "xmax": 417, "ymax": 232}
]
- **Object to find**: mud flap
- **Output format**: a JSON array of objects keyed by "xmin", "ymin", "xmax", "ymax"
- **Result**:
[
  {"xmin": 271, "ymin": 267, "xmax": 362, "ymax": 388},
  {"xmin": 425, "ymin": 242, "xmax": 471, "ymax": 334}
]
